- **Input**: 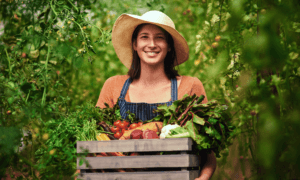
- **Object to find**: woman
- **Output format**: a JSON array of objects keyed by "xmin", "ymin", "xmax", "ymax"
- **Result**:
[{"xmin": 95, "ymin": 10, "xmax": 216, "ymax": 180}]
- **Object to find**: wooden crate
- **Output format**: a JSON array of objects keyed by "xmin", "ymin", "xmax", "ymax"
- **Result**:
[{"xmin": 76, "ymin": 138, "xmax": 200, "ymax": 180}]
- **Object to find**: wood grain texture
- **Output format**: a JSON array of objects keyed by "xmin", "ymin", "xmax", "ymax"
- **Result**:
[
  {"xmin": 77, "ymin": 170, "xmax": 200, "ymax": 180},
  {"xmin": 77, "ymin": 154, "xmax": 199, "ymax": 169},
  {"xmin": 77, "ymin": 138, "xmax": 194, "ymax": 153}
]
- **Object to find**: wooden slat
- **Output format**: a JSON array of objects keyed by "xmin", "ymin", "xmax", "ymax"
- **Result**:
[
  {"xmin": 77, "ymin": 154, "xmax": 199, "ymax": 169},
  {"xmin": 77, "ymin": 138, "xmax": 193, "ymax": 153},
  {"xmin": 77, "ymin": 170, "xmax": 200, "ymax": 180}
]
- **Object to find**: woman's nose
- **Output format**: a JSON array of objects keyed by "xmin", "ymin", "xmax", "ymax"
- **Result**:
[{"xmin": 148, "ymin": 38, "xmax": 156, "ymax": 47}]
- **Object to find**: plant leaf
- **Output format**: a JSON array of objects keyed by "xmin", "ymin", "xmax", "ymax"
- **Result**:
[{"xmin": 192, "ymin": 112, "xmax": 205, "ymax": 125}]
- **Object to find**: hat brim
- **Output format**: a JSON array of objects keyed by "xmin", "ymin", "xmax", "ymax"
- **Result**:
[{"xmin": 112, "ymin": 13, "xmax": 189, "ymax": 69}]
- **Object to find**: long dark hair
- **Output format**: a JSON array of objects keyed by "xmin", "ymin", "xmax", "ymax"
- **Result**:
[{"xmin": 127, "ymin": 23, "xmax": 180, "ymax": 80}]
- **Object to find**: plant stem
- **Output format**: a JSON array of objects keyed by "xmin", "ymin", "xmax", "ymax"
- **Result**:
[
  {"xmin": 67, "ymin": 0, "xmax": 79, "ymax": 12},
  {"xmin": 41, "ymin": 43, "xmax": 51, "ymax": 107},
  {"xmin": 249, "ymin": 137, "xmax": 256, "ymax": 163},
  {"xmin": 72, "ymin": 20, "xmax": 86, "ymax": 43},
  {"xmin": 50, "ymin": 0, "xmax": 58, "ymax": 17},
  {"xmin": 218, "ymin": 0, "xmax": 224, "ymax": 34},
  {"xmin": 4, "ymin": 48, "xmax": 11, "ymax": 79},
  {"xmin": 25, "ymin": 90, "xmax": 31, "ymax": 104}
]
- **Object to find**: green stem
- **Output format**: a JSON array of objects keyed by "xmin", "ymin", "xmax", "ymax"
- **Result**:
[
  {"xmin": 41, "ymin": 43, "xmax": 51, "ymax": 107},
  {"xmin": 50, "ymin": 0, "xmax": 58, "ymax": 17},
  {"xmin": 25, "ymin": 90, "xmax": 31, "ymax": 104},
  {"xmin": 248, "ymin": 138, "xmax": 256, "ymax": 163},
  {"xmin": 91, "ymin": 24, "xmax": 103, "ymax": 35},
  {"xmin": 98, "ymin": 130, "xmax": 114, "ymax": 135},
  {"xmin": 72, "ymin": 19, "xmax": 86, "ymax": 42},
  {"xmin": 275, "ymin": 84, "xmax": 283, "ymax": 118},
  {"xmin": 67, "ymin": 0, "xmax": 79, "ymax": 12},
  {"xmin": 218, "ymin": 0, "xmax": 224, "ymax": 34},
  {"xmin": 4, "ymin": 48, "xmax": 11, "ymax": 79}
]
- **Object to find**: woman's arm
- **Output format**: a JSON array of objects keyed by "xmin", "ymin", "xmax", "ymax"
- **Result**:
[{"xmin": 195, "ymin": 150, "xmax": 217, "ymax": 180}]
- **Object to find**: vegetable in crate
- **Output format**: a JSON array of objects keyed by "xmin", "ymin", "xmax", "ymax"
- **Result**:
[
  {"xmin": 152, "ymin": 94, "xmax": 237, "ymax": 158},
  {"xmin": 130, "ymin": 130, "xmax": 143, "ymax": 139},
  {"xmin": 119, "ymin": 121, "xmax": 163, "ymax": 140},
  {"xmin": 159, "ymin": 124, "xmax": 180, "ymax": 139}
]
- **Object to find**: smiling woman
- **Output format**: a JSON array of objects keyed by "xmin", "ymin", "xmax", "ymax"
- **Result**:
[{"xmin": 94, "ymin": 10, "xmax": 216, "ymax": 180}]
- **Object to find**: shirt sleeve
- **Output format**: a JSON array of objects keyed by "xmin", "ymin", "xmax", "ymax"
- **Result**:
[
  {"xmin": 95, "ymin": 77, "xmax": 115, "ymax": 109},
  {"xmin": 188, "ymin": 77, "xmax": 208, "ymax": 104}
]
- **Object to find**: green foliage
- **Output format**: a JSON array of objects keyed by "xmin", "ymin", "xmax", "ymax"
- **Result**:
[{"xmin": 153, "ymin": 94, "xmax": 237, "ymax": 158}]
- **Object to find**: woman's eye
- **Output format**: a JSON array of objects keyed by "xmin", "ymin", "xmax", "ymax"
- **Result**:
[{"xmin": 141, "ymin": 36, "xmax": 148, "ymax": 39}]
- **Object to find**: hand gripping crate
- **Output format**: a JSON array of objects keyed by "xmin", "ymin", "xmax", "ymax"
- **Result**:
[{"xmin": 76, "ymin": 138, "xmax": 200, "ymax": 180}]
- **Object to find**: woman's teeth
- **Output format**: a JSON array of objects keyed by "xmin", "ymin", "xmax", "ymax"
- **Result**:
[{"xmin": 145, "ymin": 52, "xmax": 159, "ymax": 55}]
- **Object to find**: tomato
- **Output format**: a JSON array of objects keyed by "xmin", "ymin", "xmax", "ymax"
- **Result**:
[
  {"xmin": 110, "ymin": 126, "xmax": 120, "ymax": 133},
  {"xmin": 114, "ymin": 131, "xmax": 123, "ymax": 139},
  {"xmin": 130, "ymin": 123, "xmax": 138, "ymax": 129},
  {"xmin": 119, "ymin": 121, "xmax": 128, "ymax": 129},
  {"xmin": 138, "ymin": 122, "xmax": 143, "ymax": 127},
  {"xmin": 21, "ymin": 52, "xmax": 26, "ymax": 58},
  {"xmin": 124, "ymin": 121, "xmax": 130, "ymax": 127},
  {"xmin": 121, "ymin": 128, "xmax": 127, "ymax": 134},
  {"xmin": 114, "ymin": 120, "xmax": 121, "ymax": 127}
]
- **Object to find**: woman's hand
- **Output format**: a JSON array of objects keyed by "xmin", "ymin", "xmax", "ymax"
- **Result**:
[
  {"xmin": 194, "ymin": 174, "xmax": 210, "ymax": 180},
  {"xmin": 195, "ymin": 150, "xmax": 216, "ymax": 180}
]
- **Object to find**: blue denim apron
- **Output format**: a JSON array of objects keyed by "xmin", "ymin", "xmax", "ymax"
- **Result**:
[{"xmin": 118, "ymin": 77, "xmax": 178, "ymax": 122}]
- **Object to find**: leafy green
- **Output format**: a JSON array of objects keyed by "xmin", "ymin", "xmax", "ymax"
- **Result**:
[
  {"xmin": 153, "ymin": 94, "xmax": 237, "ymax": 158},
  {"xmin": 165, "ymin": 126, "xmax": 190, "ymax": 138}
]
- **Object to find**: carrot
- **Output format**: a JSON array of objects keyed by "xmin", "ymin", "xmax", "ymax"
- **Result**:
[
  {"xmin": 108, "ymin": 152, "xmax": 125, "ymax": 156},
  {"xmin": 97, "ymin": 133, "xmax": 125, "ymax": 156},
  {"xmin": 119, "ymin": 121, "xmax": 163, "ymax": 140}
]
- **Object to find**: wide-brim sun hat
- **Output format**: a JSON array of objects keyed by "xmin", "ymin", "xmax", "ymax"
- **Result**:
[{"xmin": 112, "ymin": 10, "xmax": 189, "ymax": 69}]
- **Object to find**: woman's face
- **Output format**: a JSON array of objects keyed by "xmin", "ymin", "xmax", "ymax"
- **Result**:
[{"xmin": 133, "ymin": 24, "xmax": 171, "ymax": 67}]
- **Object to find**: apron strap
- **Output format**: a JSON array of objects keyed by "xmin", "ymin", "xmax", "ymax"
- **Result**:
[
  {"xmin": 119, "ymin": 77, "xmax": 132, "ymax": 99},
  {"xmin": 171, "ymin": 77, "xmax": 178, "ymax": 101}
]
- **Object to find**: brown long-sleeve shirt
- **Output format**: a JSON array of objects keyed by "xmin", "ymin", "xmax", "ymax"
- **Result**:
[{"xmin": 96, "ymin": 75, "xmax": 208, "ymax": 108}]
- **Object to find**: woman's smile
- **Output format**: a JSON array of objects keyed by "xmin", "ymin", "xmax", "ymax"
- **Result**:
[{"xmin": 144, "ymin": 51, "xmax": 160, "ymax": 57}]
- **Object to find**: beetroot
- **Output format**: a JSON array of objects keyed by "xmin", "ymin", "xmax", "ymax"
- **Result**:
[
  {"xmin": 130, "ymin": 129, "xmax": 143, "ymax": 139},
  {"xmin": 143, "ymin": 129, "xmax": 159, "ymax": 139}
]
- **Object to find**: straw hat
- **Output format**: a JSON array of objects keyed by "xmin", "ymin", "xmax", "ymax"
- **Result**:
[{"xmin": 112, "ymin": 10, "xmax": 189, "ymax": 69}]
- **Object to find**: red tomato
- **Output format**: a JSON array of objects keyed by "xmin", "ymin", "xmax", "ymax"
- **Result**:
[
  {"xmin": 119, "ymin": 121, "xmax": 128, "ymax": 129},
  {"xmin": 130, "ymin": 123, "xmax": 138, "ymax": 129},
  {"xmin": 114, "ymin": 120, "xmax": 121, "ymax": 127},
  {"xmin": 138, "ymin": 122, "xmax": 143, "ymax": 127},
  {"xmin": 111, "ymin": 126, "xmax": 120, "ymax": 133},
  {"xmin": 121, "ymin": 128, "xmax": 126, "ymax": 134},
  {"xmin": 114, "ymin": 131, "xmax": 123, "ymax": 139},
  {"xmin": 124, "ymin": 121, "xmax": 130, "ymax": 127}
]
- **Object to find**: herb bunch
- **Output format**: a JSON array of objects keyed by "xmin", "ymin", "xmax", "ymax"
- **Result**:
[
  {"xmin": 96, "ymin": 98, "xmax": 139, "ymax": 126},
  {"xmin": 152, "ymin": 94, "xmax": 237, "ymax": 158}
]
